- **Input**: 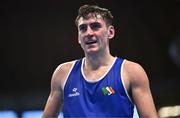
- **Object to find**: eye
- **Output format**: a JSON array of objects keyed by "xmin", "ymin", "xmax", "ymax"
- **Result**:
[
  {"xmin": 90, "ymin": 22, "xmax": 101, "ymax": 31},
  {"xmin": 79, "ymin": 24, "xmax": 87, "ymax": 32}
]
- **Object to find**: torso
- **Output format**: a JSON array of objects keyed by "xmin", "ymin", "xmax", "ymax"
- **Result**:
[{"xmin": 61, "ymin": 57, "xmax": 134, "ymax": 117}]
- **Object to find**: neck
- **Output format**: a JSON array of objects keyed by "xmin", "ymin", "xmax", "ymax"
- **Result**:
[{"xmin": 84, "ymin": 52, "xmax": 115, "ymax": 70}]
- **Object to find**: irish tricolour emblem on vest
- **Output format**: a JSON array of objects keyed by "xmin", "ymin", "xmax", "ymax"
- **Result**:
[{"xmin": 101, "ymin": 86, "xmax": 115, "ymax": 96}]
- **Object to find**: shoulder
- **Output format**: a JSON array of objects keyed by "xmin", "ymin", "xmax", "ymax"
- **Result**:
[
  {"xmin": 54, "ymin": 60, "xmax": 76, "ymax": 76},
  {"xmin": 123, "ymin": 60, "xmax": 144, "ymax": 74},
  {"xmin": 123, "ymin": 60, "xmax": 149, "ymax": 86},
  {"xmin": 51, "ymin": 60, "xmax": 77, "ymax": 89}
]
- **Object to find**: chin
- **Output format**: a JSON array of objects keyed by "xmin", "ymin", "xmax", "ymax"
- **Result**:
[{"xmin": 85, "ymin": 48, "xmax": 99, "ymax": 54}]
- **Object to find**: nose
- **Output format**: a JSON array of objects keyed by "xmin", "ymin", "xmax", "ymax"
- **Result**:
[{"xmin": 86, "ymin": 26, "xmax": 94, "ymax": 36}]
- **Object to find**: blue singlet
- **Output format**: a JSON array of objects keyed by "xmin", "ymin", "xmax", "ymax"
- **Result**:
[{"xmin": 62, "ymin": 57, "xmax": 134, "ymax": 117}]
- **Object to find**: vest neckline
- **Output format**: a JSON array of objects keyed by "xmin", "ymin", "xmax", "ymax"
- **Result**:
[{"xmin": 81, "ymin": 57, "xmax": 117, "ymax": 83}]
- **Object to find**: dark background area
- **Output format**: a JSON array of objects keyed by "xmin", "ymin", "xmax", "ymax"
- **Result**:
[{"xmin": 0, "ymin": 0, "xmax": 180, "ymax": 116}]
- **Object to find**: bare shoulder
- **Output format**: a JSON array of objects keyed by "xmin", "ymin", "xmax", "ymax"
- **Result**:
[
  {"xmin": 123, "ymin": 60, "xmax": 145, "ymax": 73},
  {"xmin": 123, "ymin": 60, "xmax": 149, "ymax": 85},
  {"xmin": 51, "ymin": 60, "xmax": 76, "ymax": 89},
  {"xmin": 54, "ymin": 61, "xmax": 76, "ymax": 77}
]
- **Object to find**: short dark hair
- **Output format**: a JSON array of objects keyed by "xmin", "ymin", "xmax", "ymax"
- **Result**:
[{"xmin": 75, "ymin": 5, "xmax": 113, "ymax": 26}]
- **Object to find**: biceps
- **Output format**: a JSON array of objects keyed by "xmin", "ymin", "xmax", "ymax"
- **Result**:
[
  {"xmin": 44, "ymin": 90, "xmax": 63, "ymax": 116},
  {"xmin": 49, "ymin": 90, "xmax": 63, "ymax": 108},
  {"xmin": 132, "ymin": 84, "xmax": 156, "ymax": 116},
  {"xmin": 132, "ymin": 85, "xmax": 152, "ymax": 104}
]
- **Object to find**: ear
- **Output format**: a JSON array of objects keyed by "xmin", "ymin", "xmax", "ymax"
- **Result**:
[{"xmin": 108, "ymin": 26, "xmax": 115, "ymax": 39}]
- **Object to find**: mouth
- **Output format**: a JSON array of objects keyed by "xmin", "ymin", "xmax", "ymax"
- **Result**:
[{"xmin": 85, "ymin": 40, "xmax": 98, "ymax": 45}]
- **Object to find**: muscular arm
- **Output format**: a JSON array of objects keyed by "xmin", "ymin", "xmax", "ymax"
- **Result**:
[
  {"xmin": 42, "ymin": 62, "xmax": 74, "ymax": 118},
  {"xmin": 42, "ymin": 68, "xmax": 63, "ymax": 118},
  {"xmin": 124, "ymin": 61, "xmax": 158, "ymax": 118}
]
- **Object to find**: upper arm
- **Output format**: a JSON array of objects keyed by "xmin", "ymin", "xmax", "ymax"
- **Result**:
[
  {"xmin": 42, "ymin": 61, "xmax": 74, "ymax": 118},
  {"xmin": 124, "ymin": 61, "xmax": 158, "ymax": 118}
]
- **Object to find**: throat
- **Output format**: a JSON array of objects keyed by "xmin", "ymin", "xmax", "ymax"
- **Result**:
[{"xmin": 81, "ymin": 57, "xmax": 117, "ymax": 82}]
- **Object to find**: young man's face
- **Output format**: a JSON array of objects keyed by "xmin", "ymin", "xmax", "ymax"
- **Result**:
[{"xmin": 77, "ymin": 14, "xmax": 114, "ymax": 55}]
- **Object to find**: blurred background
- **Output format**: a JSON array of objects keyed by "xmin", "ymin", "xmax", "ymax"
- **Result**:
[{"xmin": 1, "ymin": 0, "xmax": 180, "ymax": 117}]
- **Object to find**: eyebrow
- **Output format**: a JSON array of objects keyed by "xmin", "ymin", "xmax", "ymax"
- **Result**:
[
  {"xmin": 90, "ymin": 22, "xmax": 101, "ymax": 26},
  {"xmin": 79, "ymin": 24, "xmax": 86, "ymax": 28},
  {"xmin": 79, "ymin": 21, "xmax": 101, "ymax": 27}
]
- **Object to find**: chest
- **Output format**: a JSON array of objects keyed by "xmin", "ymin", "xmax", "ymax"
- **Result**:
[
  {"xmin": 64, "ymin": 65, "xmax": 122, "ymax": 99},
  {"xmin": 64, "ymin": 71, "xmax": 121, "ymax": 103},
  {"xmin": 83, "ymin": 67, "xmax": 109, "ymax": 81},
  {"xmin": 63, "ymin": 67, "xmax": 134, "ymax": 116}
]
